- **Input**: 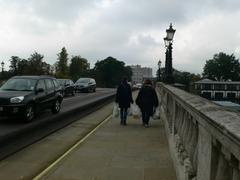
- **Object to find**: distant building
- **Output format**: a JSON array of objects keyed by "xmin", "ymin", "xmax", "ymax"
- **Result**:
[
  {"xmin": 194, "ymin": 79, "xmax": 240, "ymax": 102},
  {"xmin": 130, "ymin": 65, "xmax": 153, "ymax": 84}
]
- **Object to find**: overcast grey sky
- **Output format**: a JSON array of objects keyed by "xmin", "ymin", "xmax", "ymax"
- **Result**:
[{"xmin": 1, "ymin": 0, "xmax": 240, "ymax": 74}]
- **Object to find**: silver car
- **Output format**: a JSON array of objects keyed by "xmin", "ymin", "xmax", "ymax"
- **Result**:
[{"xmin": 75, "ymin": 78, "xmax": 96, "ymax": 92}]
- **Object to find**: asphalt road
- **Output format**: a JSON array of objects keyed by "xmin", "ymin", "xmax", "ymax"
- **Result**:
[{"xmin": 0, "ymin": 88, "xmax": 116, "ymax": 146}]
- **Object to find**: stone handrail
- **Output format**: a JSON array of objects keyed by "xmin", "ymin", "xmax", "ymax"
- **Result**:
[{"xmin": 156, "ymin": 83, "xmax": 240, "ymax": 180}]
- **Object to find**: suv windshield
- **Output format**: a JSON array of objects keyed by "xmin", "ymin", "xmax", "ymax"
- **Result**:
[
  {"xmin": 77, "ymin": 79, "xmax": 90, "ymax": 83},
  {"xmin": 1, "ymin": 78, "xmax": 37, "ymax": 91}
]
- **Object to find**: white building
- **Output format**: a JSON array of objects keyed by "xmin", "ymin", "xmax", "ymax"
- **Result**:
[
  {"xmin": 130, "ymin": 65, "xmax": 153, "ymax": 84},
  {"xmin": 195, "ymin": 78, "xmax": 240, "ymax": 101}
]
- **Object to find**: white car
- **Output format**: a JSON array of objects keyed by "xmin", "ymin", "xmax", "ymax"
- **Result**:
[{"xmin": 133, "ymin": 83, "xmax": 142, "ymax": 89}]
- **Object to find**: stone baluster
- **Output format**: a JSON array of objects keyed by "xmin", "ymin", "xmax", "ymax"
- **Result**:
[
  {"xmin": 163, "ymin": 90, "xmax": 167, "ymax": 111},
  {"xmin": 167, "ymin": 95, "xmax": 174, "ymax": 131},
  {"xmin": 182, "ymin": 112, "xmax": 190, "ymax": 147},
  {"xmin": 178, "ymin": 110, "xmax": 188, "ymax": 165},
  {"xmin": 214, "ymin": 153, "xmax": 231, "ymax": 180},
  {"xmin": 171, "ymin": 101, "xmax": 177, "ymax": 134},
  {"xmin": 230, "ymin": 155, "xmax": 240, "ymax": 180},
  {"xmin": 174, "ymin": 104, "xmax": 181, "ymax": 134},
  {"xmin": 184, "ymin": 116, "xmax": 194, "ymax": 155},
  {"xmin": 179, "ymin": 110, "xmax": 187, "ymax": 141},
  {"xmin": 189, "ymin": 120, "xmax": 198, "ymax": 174},
  {"xmin": 197, "ymin": 125, "xmax": 212, "ymax": 180}
]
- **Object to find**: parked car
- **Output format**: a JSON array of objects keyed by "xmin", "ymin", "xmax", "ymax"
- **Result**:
[
  {"xmin": 75, "ymin": 78, "xmax": 96, "ymax": 92},
  {"xmin": 0, "ymin": 76, "xmax": 63, "ymax": 122},
  {"xmin": 133, "ymin": 83, "xmax": 142, "ymax": 89},
  {"xmin": 57, "ymin": 79, "xmax": 75, "ymax": 96}
]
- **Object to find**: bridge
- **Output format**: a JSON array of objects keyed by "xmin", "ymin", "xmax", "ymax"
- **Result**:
[{"xmin": 0, "ymin": 84, "xmax": 239, "ymax": 180}]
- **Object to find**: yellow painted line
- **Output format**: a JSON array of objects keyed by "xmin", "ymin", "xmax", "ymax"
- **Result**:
[{"xmin": 33, "ymin": 115, "xmax": 112, "ymax": 180}]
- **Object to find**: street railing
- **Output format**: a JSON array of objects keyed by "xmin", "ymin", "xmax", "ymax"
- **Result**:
[{"xmin": 156, "ymin": 82, "xmax": 240, "ymax": 180}]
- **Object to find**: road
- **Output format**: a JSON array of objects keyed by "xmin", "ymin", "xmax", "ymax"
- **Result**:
[{"xmin": 0, "ymin": 88, "xmax": 116, "ymax": 159}]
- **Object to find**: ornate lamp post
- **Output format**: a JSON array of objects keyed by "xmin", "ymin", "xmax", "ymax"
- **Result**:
[
  {"xmin": 158, "ymin": 60, "xmax": 161, "ymax": 81},
  {"xmin": 163, "ymin": 23, "xmax": 176, "ymax": 84},
  {"xmin": 1, "ymin": 61, "xmax": 4, "ymax": 72}
]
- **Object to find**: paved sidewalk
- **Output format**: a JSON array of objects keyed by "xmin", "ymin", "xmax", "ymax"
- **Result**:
[{"xmin": 43, "ymin": 114, "xmax": 176, "ymax": 180}]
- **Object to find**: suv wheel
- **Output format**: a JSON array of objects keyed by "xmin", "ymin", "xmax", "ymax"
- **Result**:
[
  {"xmin": 52, "ymin": 99, "xmax": 61, "ymax": 114},
  {"xmin": 24, "ymin": 104, "xmax": 35, "ymax": 122}
]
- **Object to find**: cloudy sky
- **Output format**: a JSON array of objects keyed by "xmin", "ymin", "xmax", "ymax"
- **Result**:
[{"xmin": 1, "ymin": 0, "xmax": 240, "ymax": 75}]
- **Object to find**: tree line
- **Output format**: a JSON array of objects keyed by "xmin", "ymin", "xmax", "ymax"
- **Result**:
[
  {"xmin": 0, "ymin": 47, "xmax": 132, "ymax": 88},
  {"xmin": 1, "ymin": 48, "xmax": 239, "ymax": 89}
]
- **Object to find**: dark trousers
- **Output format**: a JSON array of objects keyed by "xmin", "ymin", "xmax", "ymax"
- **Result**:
[
  {"xmin": 120, "ymin": 108, "xmax": 128, "ymax": 124},
  {"xmin": 141, "ymin": 111, "xmax": 151, "ymax": 125}
]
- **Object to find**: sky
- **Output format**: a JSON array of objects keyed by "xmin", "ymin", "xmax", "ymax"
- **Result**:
[{"xmin": 0, "ymin": 0, "xmax": 240, "ymax": 75}]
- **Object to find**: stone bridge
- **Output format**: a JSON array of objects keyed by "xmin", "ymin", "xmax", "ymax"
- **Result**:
[{"xmin": 157, "ymin": 83, "xmax": 240, "ymax": 180}]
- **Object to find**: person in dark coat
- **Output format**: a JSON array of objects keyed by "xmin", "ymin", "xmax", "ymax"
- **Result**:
[
  {"xmin": 136, "ymin": 79, "xmax": 159, "ymax": 128},
  {"xmin": 115, "ymin": 77, "xmax": 133, "ymax": 125}
]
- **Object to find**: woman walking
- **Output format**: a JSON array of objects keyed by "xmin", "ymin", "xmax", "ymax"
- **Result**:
[
  {"xmin": 115, "ymin": 77, "xmax": 133, "ymax": 125},
  {"xmin": 136, "ymin": 79, "xmax": 159, "ymax": 128}
]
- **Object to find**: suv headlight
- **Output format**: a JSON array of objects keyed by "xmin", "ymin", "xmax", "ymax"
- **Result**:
[{"xmin": 10, "ymin": 96, "xmax": 24, "ymax": 103}]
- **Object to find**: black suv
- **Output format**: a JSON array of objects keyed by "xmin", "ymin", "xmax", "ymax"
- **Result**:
[
  {"xmin": 57, "ymin": 79, "xmax": 75, "ymax": 96},
  {"xmin": 0, "ymin": 76, "xmax": 63, "ymax": 122}
]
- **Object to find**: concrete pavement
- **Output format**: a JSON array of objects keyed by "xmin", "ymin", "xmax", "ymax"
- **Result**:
[{"xmin": 42, "ymin": 110, "xmax": 176, "ymax": 180}]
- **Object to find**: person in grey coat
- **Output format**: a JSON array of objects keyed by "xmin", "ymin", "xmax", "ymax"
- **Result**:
[
  {"xmin": 115, "ymin": 77, "xmax": 133, "ymax": 125},
  {"xmin": 136, "ymin": 79, "xmax": 159, "ymax": 127}
]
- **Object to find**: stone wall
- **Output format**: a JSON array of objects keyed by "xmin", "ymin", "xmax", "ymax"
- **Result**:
[{"xmin": 156, "ymin": 83, "xmax": 240, "ymax": 180}]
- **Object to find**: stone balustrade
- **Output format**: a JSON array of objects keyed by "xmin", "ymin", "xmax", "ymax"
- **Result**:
[{"xmin": 156, "ymin": 83, "xmax": 240, "ymax": 180}]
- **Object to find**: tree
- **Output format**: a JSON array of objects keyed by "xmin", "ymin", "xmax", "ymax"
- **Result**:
[
  {"xmin": 171, "ymin": 69, "xmax": 201, "ymax": 91},
  {"xmin": 27, "ymin": 52, "xmax": 44, "ymax": 75},
  {"xmin": 8, "ymin": 53, "xmax": 52, "ymax": 76},
  {"xmin": 17, "ymin": 59, "xmax": 29, "ymax": 75},
  {"xmin": 69, "ymin": 56, "xmax": 90, "ymax": 81},
  {"xmin": 93, "ymin": 57, "xmax": 132, "ymax": 88},
  {"xmin": 56, "ymin": 47, "xmax": 69, "ymax": 78},
  {"xmin": 203, "ymin": 52, "xmax": 240, "ymax": 81},
  {"xmin": 26, "ymin": 52, "xmax": 51, "ymax": 75},
  {"xmin": 9, "ymin": 56, "xmax": 21, "ymax": 75}
]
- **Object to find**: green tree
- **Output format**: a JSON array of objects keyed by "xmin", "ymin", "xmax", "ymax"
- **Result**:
[
  {"xmin": 56, "ymin": 47, "xmax": 69, "ymax": 78},
  {"xmin": 93, "ymin": 57, "xmax": 132, "ymax": 88},
  {"xmin": 27, "ymin": 52, "xmax": 44, "ymax": 75},
  {"xmin": 17, "ymin": 59, "xmax": 29, "ymax": 75},
  {"xmin": 69, "ymin": 56, "xmax": 90, "ymax": 81},
  {"xmin": 26, "ymin": 52, "xmax": 51, "ymax": 75},
  {"xmin": 9, "ymin": 52, "xmax": 52, "ymax": 76},
  {"xmin": 203, "ymin": 52, "xmax": 240, "ymax": 81},
  {"xmin": 9, "ymin": 56, "xmax": 21, "ymax": 75}
]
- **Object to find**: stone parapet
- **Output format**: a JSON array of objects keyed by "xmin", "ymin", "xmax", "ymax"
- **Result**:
[{"xmin": 156, "ymin": 82, "xmax": 240, "ymax": 180}]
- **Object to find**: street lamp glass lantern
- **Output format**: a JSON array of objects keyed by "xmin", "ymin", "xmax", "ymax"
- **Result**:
[
  {"xmin": 164, "ymin": 37, "xmax": 170, "ymax": 47},
  {"xmin": 166, "ymin": 23, "xmax": 176, "ymax": 41}
]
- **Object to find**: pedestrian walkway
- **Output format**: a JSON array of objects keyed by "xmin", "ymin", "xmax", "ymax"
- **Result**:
[{"xmin": 42, "ymin": 114, "xmax": 177, "ymax": 180}]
